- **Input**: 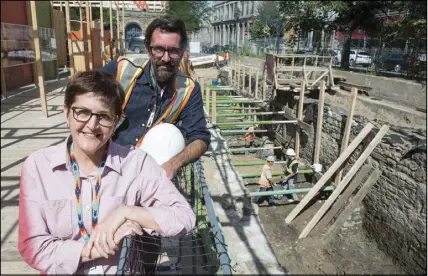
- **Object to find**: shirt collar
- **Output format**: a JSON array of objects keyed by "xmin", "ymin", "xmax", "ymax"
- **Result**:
[
  {"xmin": 136, "ymin": 59, "xmax": 152, "ymax": 85},
  {"xmin": 50, "ymin": 135, "xmax": 122, "ymax": 175}
]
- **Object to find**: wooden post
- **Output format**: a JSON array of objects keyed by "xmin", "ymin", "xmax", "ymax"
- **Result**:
[
  {"xmin": 298, "ymin": 125, "xmax": 389, "ymax": 239},
  {"xmin": 79, "ymin": 1, "xmax": 83, "ymax": 36},
  {"xmin": 248, "ymin": 67, "xmax": 252, "ymax": 96},
  {"xmin": 295, "ymin": 80, "xmax": 305, "ymax": 158},
  {"xmin": 236, "ymin": 64, "xmax": 240, "ymax": 92},
  {"xmin": 212, "ymin": 90, "xmax": 217, "ymax": 123},
  {"xmin": 100, "ymin": 1, "xmax": 105, "ymax": 66},
  {"xmin": 109, "ymin": 2, "xmax": 113, "ymax": 40},
  {"xmin": 89, "ymin": 0, "xmax": 93, "ymax": 28},
  {"xmin": 312, "ymin": 165, "xmax": 371, "ymax": 236},
  {"xmin": 285, "ymin": 123, "xmax": 374, "ymax": 224},
  {"xmin": 116, "ymin": 1, "xmax": 120, "ymax": 53},
  {"xmin": 122, "ymin": 1, "xmax": 126, "ymax": 55},
  {"xmin": 205, "ymin": 88, "xmax": 210, "ymax": 115},
  {"xmin": 315, "ymin": 56, "xmax": 318, "ymax": 67},
  {"xmin": 263, "ymin": 65, "xmax": 267, "ymax": 100},
  {"xmin": 59, "ymin": 1, "xmax": 63, "ymax": 12},
  {"xmin": 334, "ymin": 88, "xmax": 358, "ymax": 185},
  {"xmin": 242, "ymin": 66, "xmax": 245, "ymax": 92},
  {"xmin": 86, "ymin": 1, "xmax": 93, "ymax": 70},
  {"xmin": 65, "ymin": 1, "xmax": 75, "ymax": 76},
  {"xmin": 324, "ymin": 169, "xmax": 382, "ymax": 241},
  {"xmin": 233, "ymin": 61, "xmax": 236, "ymax": 86},
  {"xmin": 313, "ymin": 80, "xmax": 325, "ymax": 164},
  {"xmin": 255, "ymin": 70, "xmax": 259, "ymax": 99},
  {"xmin": 200, "ymin": 79, "xmax": 205, "ymax": 101},
  {"xmin": 1, "ymin": 68, "xmax": 7, "ymax": 97},
  {"xmin": 30, "ymin": 1, "xmax": 48, "ymax": 117}
]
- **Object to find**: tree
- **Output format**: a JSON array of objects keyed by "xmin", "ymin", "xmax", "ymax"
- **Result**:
[
  {"xmin": 249, "ymin": 1, "xmax": 282, "ymax": 39},
  {"xmin": 332, "ymin": 1, "xmax": 394, "ymax": 68},
  {"xmin": 68, "ymin": 6, "xmax": 115, "ymax": 31},
  {"xmin": 166, "ymin": 1, "xmax": 211, "ymax": 33}
]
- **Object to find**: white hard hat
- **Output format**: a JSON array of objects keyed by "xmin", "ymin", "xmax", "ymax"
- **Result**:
[
  {"xmin": 286, "ymin": 148, "xmax": 296, "ymax": 156},
  {"xmin": 267, "ymin": 156, "xmax": 275, "ymax": 162},
  {"xmin": 139, "ymin": 123, "xmax": 185, "ymax": 165}
]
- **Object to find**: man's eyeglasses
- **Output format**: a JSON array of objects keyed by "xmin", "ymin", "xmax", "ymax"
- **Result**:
[
  {"xmin": 150, "ymin": 45, "xmax": 181, "ymax": 59},
  {"xmin": 71, "ymin": 106, "xmax": 117, "ymax": 127}
]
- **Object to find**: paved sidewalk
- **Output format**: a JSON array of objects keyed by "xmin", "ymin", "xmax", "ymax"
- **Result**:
[{"xmin": 1, "ymin": 80, "xmax": 70, "ymax": 274}]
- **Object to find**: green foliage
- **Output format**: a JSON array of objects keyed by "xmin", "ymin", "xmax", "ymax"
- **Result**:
[
  {"xmin": 68, "ymin": 7, "xmax": 115, "ymax": 31},
  {"xmin": 238, "ymin": 45, "xmax": 252, "ymax": 56},
  {"xmin": 166, "ymin": 1, "xmax": 211, "ymax": 32},
  {"xmin": 249, "ymin": 1, "xmax": 282, "ymax": 39}
]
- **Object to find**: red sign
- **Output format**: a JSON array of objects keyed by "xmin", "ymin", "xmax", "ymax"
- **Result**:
[{"xmin": 244, "ymin": 29, "xmax": 248, "ymax": 36}]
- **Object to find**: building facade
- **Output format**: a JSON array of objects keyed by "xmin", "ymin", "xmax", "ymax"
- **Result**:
[{"xmin": 211, "ymin": 1, "xmax": 260, "ymax": 47}]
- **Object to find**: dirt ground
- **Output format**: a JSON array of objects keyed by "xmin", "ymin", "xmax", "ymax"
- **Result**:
[{"xmin": 195, "ymin": 66, "xmax": 406, "ymax": 274}]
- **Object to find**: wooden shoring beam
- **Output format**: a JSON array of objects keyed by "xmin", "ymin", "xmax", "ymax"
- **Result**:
[
  {"xmin": 312, "ymin": 165, "xmax": 371, "ymax": 236},
  {"xmin": 85, "ymin": 1, "xmax": 93, "ymax": 69},
  {"xmin": 100, "ymin": 1, "xmax": 105, "ymax": 66},
  {"xmin": 30, "ymin": 1, "xmax": 48, "ymax": 117},
  {"xmin": 115, "ymin": 1, "xmax": 120, "ymax": 52},
  {"xmin": 122, "ymin": 1, "xmax": 126, "ymax": 55},
  {"xmin": 285, "ymin": 123, "xmax": 374, "ymax": 224},
  {"xmin": 313, "ymin": 80, "xmax": 326, "ymax": 164},
  {"xmin": 109, "ymin": 1, "xmax": 113, "ymax": 40},
  {"xmin": 335, "ymin": 88, "xmax": 358, "ymax": 185},
  {"xmin": 295, "ymin": 80, "xmax": 305, "ymax": 158},
  {"xmin": 323, "ymin": 169, "xmax": 382, "ymax": 242},
  {"xmin": 65, "ymin": 1, "xmax": 75, "ymax": 76},
  {"xmin": 298, "ymin": 125, "xmax": 389, "ymax": 239}
]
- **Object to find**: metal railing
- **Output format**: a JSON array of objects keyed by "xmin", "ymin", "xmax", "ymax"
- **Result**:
[{"xmin": 116, "ymin": 160, "xmax": 232, "ymax": 275}]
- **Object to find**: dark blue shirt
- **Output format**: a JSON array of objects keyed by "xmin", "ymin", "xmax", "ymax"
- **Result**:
[{"xmin": 100, "ymin": 60, "xmax": 210, "ymax": 147}]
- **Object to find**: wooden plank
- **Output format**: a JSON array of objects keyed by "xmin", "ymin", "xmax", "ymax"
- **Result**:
[
  {"xmin": 65, "ymin": 1, "xmax": 75, "ymax": 76},
  {"xmin": 212, "ymin": 90, "xmax": 217, "ymax": 123},
  {"xmin": 109, "ymin": 1, "xmax": 113, "ymax": 39},
  {"xmin": 205, "ymin": 88, "xmax": 210, "ymax": 115},
  {"xmin": 313, "ymin": 81, "xmax": 325, "ymax": 164},
  {"xmin": 1, "ymin": 68, "xmax": 6, "ymax": 97},
  {"xmin": 85, "ymin": 1, "xmax": 93, "ymax": 69},
  {"xmin": 248, "ymin": 67, "xmax": 252, "ymax": 96},
  {"xmin": 116, "ymin": 1, "xmax": 120, "ymax": 52},
  {"xmin": 335, "ymin": 88, "xmax": 358, "ymax": 185},
  {"xmin": 263, "ymin": 64, "xmax": 267, "ymax": 100},
  {"xmin": 285, "ymin": 123, "xmax": 374, "ymax": 224},
  {"xmin": 122, "ymin": 1, "xmax": 125, "ymax": 55},
  {"xmin": 30, "ymin": 1, "xmax": 48, "ymax": 116},
  {"xmin": 255, "ymin": 70, "xmax": 259, "ymax": 99},
  {"xmin": 100, "ymin": 1, "xmax": 105, "ymax": 66},
  {"xmin": 298, "ymin": 124, "xmax": 389, "ymax": 238},
  {"xmin": 310, "ymin": 70, "xmax": 329, "ymax": 88},
  {"xmin": 273, "ymin": 66, "xmax": 277, "ymax": 98},
  {"xmin": 242, "ymin": 65, "xmax": 245, "ymax": 91},
  {"xmin": 324, "ymin": 169, "xmax": 382, "ymax": 241},
  {"xmin": 79, "ymin": 1, "xmax": 83, "ymax": 38},
  {"xmin": 295, "ymin": 81, "xmax": 305, "ymax": 158},
  {"xmin": 312, "ymin": 165, "xmax": 371, "ymax": 236}
]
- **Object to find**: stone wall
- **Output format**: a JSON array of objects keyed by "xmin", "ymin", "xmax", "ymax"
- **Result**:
[{"xmin": 278, "ymin": 102, "xmax": 427, "ymax": 274}]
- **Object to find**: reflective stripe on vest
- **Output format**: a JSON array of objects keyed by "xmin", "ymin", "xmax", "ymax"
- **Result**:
[
  {"xmin": 259, "ymin": 164, "xmax": 271, "ymax": 187},
  {"xmin": 286, "ymin": 159, "xmax": 299, "ymax": 174},
  {"xmin": 114, "ymin": 56, "xmax": 195, "ymax": 146}
]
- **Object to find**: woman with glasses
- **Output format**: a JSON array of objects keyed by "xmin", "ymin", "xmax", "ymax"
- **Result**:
[{"xmin": 18, "ymin": 70, "xmax": 196, "ymax": 274}]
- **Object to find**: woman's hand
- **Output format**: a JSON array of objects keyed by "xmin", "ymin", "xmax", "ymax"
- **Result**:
[{"xmin": 85, "ymin": 207, "xmax": 127, "ymax": 258}]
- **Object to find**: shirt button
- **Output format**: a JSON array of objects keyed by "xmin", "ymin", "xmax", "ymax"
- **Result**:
[
  {"xmin": 85, "ymin": 205, "xmax": 91, "ymax": 212},
  {"xmin": 135, "ymin": 138, "xmax": 138, "ymax": 142},
  {"xmin": 148, "ymin": 108, "xmax": 150, "ymax": 111},
  {"xmin": 142, "ymin": 123, "xmax": 145, "ymax": 127}
]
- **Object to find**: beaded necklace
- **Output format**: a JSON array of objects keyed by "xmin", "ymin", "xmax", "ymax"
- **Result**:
[{"xmin": 69, "ymin": 143, "xmax": 108, "ymax": 243}]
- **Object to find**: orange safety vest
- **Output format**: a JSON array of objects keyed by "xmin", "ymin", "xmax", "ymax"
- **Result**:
[
  {"xmin": 259, "ymin": 164, "xmax": 272, "ymax": 188},
  {"xmin": 244, "ymin": 126, "xmax": 255, "ymax": 142},
  {"xmin": 224, "ymin": 52, "xmax": 229, "ymax": 61},
  {"xmin": 115, "ymin": 56, "xmax": 195, "ymax": 147}
]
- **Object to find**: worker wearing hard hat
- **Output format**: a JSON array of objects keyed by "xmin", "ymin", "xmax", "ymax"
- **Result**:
[
  {"xmin": 281, "ymin": 148, "xmax": 299, "ymax": 202},
  {"xmin": 252, "ymin": 156, "xmax": 276, "ymax": 207},
  {"xmin": 223, "ymin": 51, "xmax": 229, "ymax": 65},
  {"xmin": 244, "ymin": 125, "xmax": 259, "ymax": 156}
]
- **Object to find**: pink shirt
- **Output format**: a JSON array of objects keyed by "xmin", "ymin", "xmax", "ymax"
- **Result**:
[{"xmin": 18, "ymin": 136, "xmax": 196, "ymax": 274}]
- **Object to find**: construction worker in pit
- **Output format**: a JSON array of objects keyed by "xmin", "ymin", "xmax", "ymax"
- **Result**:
[
  {"xmin": 214, "ymin": 54, "xmax": 220, "ymax": 69},
  {"xmin": 243, "ymin": 124, "xmax": 259, "ymax": 156},
  {"xmin": 281, "ymin": 148, "xmax": 299, "ymax": 203},
  {"xmin": 179, "ymin": 51, "xmax": 196, "ymax": 80},
  {"xmin": 252, "ymin": 156, "xmax": 276, "ymax": 207},
  {"xmin": 103, "ymin": 38, "xmax": 120, "ymax": 63},
  {"xmin": 223, "ymin": 50, "xmax": 229, "ymax": 65},
  {"xmin": 100, "ymin": 15, "xmax": 210, "ymax": 180}
]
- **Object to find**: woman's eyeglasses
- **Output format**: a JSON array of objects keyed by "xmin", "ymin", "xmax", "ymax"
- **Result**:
[{"xmin": 71, "ymin": 107, "xmax": 117, "ymax": 127}]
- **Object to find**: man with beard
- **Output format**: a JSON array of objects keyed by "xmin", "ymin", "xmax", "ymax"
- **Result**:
[
  {"xmin": 100, "ymin": 15, "xmax": 209, "ymax": 274},
  {"xmin": 101, "ymin": 15, "xmax": 210, "ymax": 181}
]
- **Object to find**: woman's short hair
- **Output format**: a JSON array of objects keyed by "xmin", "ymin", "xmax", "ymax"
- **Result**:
[
  {"xmin": 64, "ymin": 70, "xmax": 125, "ymax": 116},
  {"xmin": 144, "ymin": 15, "xmax": 188, "ymax": 50}
]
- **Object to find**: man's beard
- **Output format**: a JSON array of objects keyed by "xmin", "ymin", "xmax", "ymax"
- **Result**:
[{"xmin": 152, "ymin": 60, "xmax": 179, "ymax": 82}]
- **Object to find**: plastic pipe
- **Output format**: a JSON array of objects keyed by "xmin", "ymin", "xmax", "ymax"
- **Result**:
[
  {"xmin": 217, "ymin": 120, "xmax": 297, "ymax": 127},
  {"xmin": 249, "ymin": 186, "xmax": 335, "ymax": 197}
]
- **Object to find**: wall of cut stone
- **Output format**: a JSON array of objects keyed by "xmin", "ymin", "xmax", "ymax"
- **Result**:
[{"xmin": 278, "ymin": 102, "xmax": 426, "ymax": 274}]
